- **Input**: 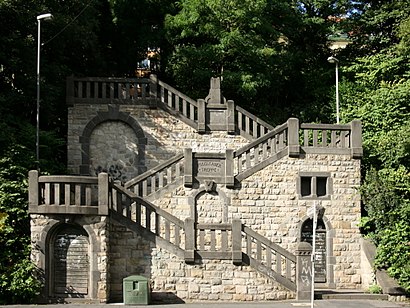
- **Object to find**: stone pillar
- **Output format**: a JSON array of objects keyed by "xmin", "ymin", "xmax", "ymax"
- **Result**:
[
  {"xmin": 225, "ymin": 149, "xmax": 235, "ymax": 188},
  {"xmin": 197, "ymin": 99, "xmax": 206, "ymax": 133},
  {"xmin": 232, "ymin": 219, "xmax": 242, "ymax": 265},
  {"xmin": 97, "ymin": 216, "xmax": 110, "ymax": 303},
  {"xmin": 184, "ymin": 217, "xmax": 195, "ymax": 263},
  {"xmin": 287, "ymin": 118, "xmax": 300, "ymax": 158},
  {"xmin": 184, "ymin": 148, "xmax": 193, "ymax": 187},
  {"xmin": 149, "ymin": 74, "xmax": 158, "ymax": 97},
  {"xmin": 351, "ymin": 120, "xmax": 363, "ymax": 158},
  {"xmin": 98, "ymin": 172, "xmax": 109, "ymax": 216},
  {"xmin": 227, "ymin": 100, "xmax": 235, "ymax": 133},
  {"xmin": 295, "ymin": 241, "xmax": 313, "ymax": 301},
  {"xmin": 28, "ymin": 170, "xmax": 39, "ymax": 212}
]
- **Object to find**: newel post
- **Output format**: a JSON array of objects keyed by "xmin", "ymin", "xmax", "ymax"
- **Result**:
[
  {"xmin": 351, "ymin": 120, "xmax": 363, "ymax": 159},
  {"xmin": 232, "ymin": 219, "xmax": 243, "ymax": 265},
  {"xmin": 197, "ymin": 99, "xmax": 206, "ymax": 133},
  {"xmin": 227, "ymin": 100, "xmax": 235, "ymax": 134},
  {"xmin": 287, "ymin": 118, "xmax": 300, "ymax": 158},
  {"xmin": 98, "ymin": 172, "xmax": 109, "ymax": 216},
  {"xmin": 225, "ymin": 149, "xmax": 235, "ymax": 188},
  {"xmin": 184, "ymin": 217, "xmax": 195, "ymax": 263},
  {"xmin": 149, "ymin": 74, "xmax": 158, "ymax": 98},
  {"xmin": 184, "ymin": 148, "xmax": 193, "ymax": 187},
  {"xmin": 66, "ymin": 75, "xmax": 74, "ymax": 106},
  {"xmin": 28, "ymin": 170, "xmax": 39, "ymax": 212},
  {"xmin": 295, "ymin": 241, "xmax": 313, "ymax": 301}
]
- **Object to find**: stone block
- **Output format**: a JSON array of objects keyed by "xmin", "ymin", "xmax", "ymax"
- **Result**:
[
  {"xmin": 188, "ymin": 283, "xmax": 200, "ymax": 293},
  {"xmin": 236, "ymin": 285, "xmax": 247, "ymax": 294}
]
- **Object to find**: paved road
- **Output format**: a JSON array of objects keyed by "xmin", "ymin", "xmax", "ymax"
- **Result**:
[{"xmin": 1, "ymin": 300, "xmax": 409, "ymax": 308}]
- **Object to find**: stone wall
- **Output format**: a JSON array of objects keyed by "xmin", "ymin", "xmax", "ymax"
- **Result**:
[
  {"xmin": 107, "ymin": 219, "xmax": 294, "ymax": 303},
  {"xmin": 67, "ymin": 104, "xmax": 248, "ymax": 180},
  {"xmin": 139, "ymin": 152, "xmax": 362, "ymax": 291},
  {"xmin": 30, "ymin": 214, "xmax": 110, "ymax": 302},
  {"xmin": 64, "ymin": 101, "xmax": 362, "ymax": 302},
  {"xmin": 104, "ymin": 152, "xmax": 361, "ymax": 302}
]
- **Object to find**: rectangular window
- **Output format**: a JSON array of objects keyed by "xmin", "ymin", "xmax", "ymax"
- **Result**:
[
  {"xmin": 298, "ymin": 173, "xmax": 331, "ymax": 199},
  {"xmin": 316, "ymin": 177, "xmax": 327, "ymax": 197},
  {"xmin": 301, "ymin": 177, "xmax": 312, "ymax": 196}
]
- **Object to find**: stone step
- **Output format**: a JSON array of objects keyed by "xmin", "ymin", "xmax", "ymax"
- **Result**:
[
  {"xmin": 54, "ymin": 298, "xmax": 101, "ymax": 304},
  {"xmin": 315, "ymin": 290, "xmax": 389, "ymax": 300}
]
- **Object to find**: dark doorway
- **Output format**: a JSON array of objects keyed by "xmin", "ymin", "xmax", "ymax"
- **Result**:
[
  {"xmin": 52, "ymin": 225, "xmax": 89, "ymax": 297},
  {"xmin": 301, "ymin": 218, "xmax": 327, "ymax": 283}
]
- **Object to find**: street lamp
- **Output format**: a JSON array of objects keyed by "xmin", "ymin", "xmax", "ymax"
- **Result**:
[
  {"xmin": 327, "ymin": 56, "xmax": 340, "ymax": 124},
  {"xmin": 36, "ymin": 13, "xmax": 53, "ymax": 169}
]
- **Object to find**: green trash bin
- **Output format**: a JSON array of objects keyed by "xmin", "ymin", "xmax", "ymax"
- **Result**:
[{"xmin": 123, "ymin": 275, "xmax": 150, "ymax": 305}]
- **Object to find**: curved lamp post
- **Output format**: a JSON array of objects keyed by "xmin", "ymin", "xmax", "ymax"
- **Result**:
[
  {"xmin": 327, "ymin": 56, "xmax": 340, "ymax": 124},
  {"xmin": 36, "ymin": 13, "xmax": 53, "ymax": 169}
]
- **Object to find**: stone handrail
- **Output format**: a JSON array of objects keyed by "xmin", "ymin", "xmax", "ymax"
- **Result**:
[
  {"xmin": 235, "ymin": 106, "xmax": 274, "ymax": 140},
  {"xmin": 233, "ymin": 120, "xmax": 292, "ymax": 181},
  {"xmin": 184, "ymin": 219, "xmax": 237, "ymax": 262},
  {"xmin": 300, "ymin": 120, "xmax": 363, "ymax": 158},
  {"xmin": 233, "ymin": 119, "xmax": 362, "ymax": 181},
  {"xmin": 242, "ymin": 225, "xmax": 297, "ymax": 292},
  {"xmin": 124, "ymin": 153, "xmax": 184, "ymax": 197},
  {"xmin": 28, "ymin": 170, "xmax": 103, "ymax": 215},
  {"xmin": 109, "ymin": 183, "xmax": 299, "ymax": 292},
  {"xmin": 154, "ymin": 76, "xmax": 199, "ymax": 129},
  {"xmin": 109, "ymin": 180, "xmax": 185, "ymax": 257},
  {"xmin": 66, "ymin": 76, "xmax": 157, "ymax": 106},
  {"xmin": 66, "ymin": 75, "xmax": 276, "ymax": 138}
]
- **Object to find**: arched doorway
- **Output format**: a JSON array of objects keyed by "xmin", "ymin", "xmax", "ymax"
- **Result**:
[
  {"xmin": 51, "ymin": 224, "xmax": 89, "ymax": 297},
  {"xmin": 301, "ymin": 218, "xmax": 327, "ymax": 283}
]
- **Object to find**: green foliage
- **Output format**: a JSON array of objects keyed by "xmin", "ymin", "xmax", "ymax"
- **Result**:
[
  {"xmin": 359, "ymin": 169, "xmax": 410, "ymax": 293},
  {"xmin": 164, "ymin": 0, "xmax": 347, "ymax": 124},
  {"xmin": 347, "ymin": 0, "xmax": 410, "ymax": 55},
  {"xmin": 367, "ymin": 284, "xmax": 382, "ymax": 294},
  {"xmin": 341, "ymin": 7, "xmax": 410, "ymax": 291},
  {"xmin": 0, "ymin": 147, "xmax": 43, "ymax": 304}
]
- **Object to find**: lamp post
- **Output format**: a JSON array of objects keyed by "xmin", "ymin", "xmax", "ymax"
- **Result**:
[
  {"xmin": 327, "ymin": 56, "xmax": 340, "ymax": 124},
  {"xmin": 36, "ymin": 13, "xmax": 53, "ymax": 169}
]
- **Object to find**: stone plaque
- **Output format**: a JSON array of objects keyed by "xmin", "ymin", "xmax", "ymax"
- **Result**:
[
  {"xmin": 301, "ymin": 219, "xmax": 326, "ymax": 283},
  {"xmin": 197, "ymin": 159, "xmax": 223, "ymax": 175},
  {"xmin": 185, "ymin": 150, "xmax": 233, "ymax": 187},
  {"xmin": 193, "ymin": 157, "xmax": 226, "ymax": 183}
]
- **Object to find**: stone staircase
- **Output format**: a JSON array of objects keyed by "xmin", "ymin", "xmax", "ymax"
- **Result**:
[
  {"xmin": 29, "ymin": 75, "xmax": 366, "ymax": 302},
  {"xmin": 109, "ymin": 178, "xmax": 297, "ymax": 292},
  {"xmin": 101, "ymin": 78, "xmax": 360, "ymax": 293}
]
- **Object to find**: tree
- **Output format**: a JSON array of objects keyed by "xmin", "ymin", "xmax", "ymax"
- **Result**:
[
  {"xmin": 340, "ymin": 1, "xmax": 410, "ymax": 292},
  {"xmin": 0, "ymin": 0, "xmax": 113, "ymax": 302},
  {"xmin": 345, "ymin": 0, "xmax": 410, "ymax": 56},
  {"xmin": 164, "ymin": 0, "xmax": 353, "ymax": 124},
  {"xmin": 0, "ymin": 147, "xmax": 43, "ymax": 303},
  {"xmin": 109, "ymin": 0, "xmax": 175, "ymax": 76}
]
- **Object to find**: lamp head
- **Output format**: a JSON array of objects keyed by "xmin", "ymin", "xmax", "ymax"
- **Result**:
[
  {"xmin": 327, "ymin": 56, "xmax": 339, "ymax": 64},
  {"xmin": 37, "ymin": 13, "xmax": 53, "ymax": 21}
]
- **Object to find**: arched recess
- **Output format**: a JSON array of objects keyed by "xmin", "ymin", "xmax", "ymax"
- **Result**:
[
  {"xmin": 299, "ymin": 215, "xmax": 335, "ymax": 287},
  {"xmin": 44, "ymin": 220, "xmax": 102, "ymax": 300},
  {"xmin": 188, "ymin": 182, "xmax": 230, "ymax": 223},
  {"xmin": 79, "ymin": 105, "xmax": 147, "ymax": 176},
  {"xmin": 47, "ymin": 223, "xmax": 90, "ymax": 298}
]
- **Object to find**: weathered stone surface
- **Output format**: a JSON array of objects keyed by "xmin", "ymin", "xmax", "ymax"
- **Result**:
[{"xmin": 31, "ymin": 95, "xmax": 364, "ymax": 303}]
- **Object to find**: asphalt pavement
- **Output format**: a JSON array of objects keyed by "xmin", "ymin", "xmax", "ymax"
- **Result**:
[{"xmin": 1, "ymin": 300, "xmax": 409, "ymax": 308}]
